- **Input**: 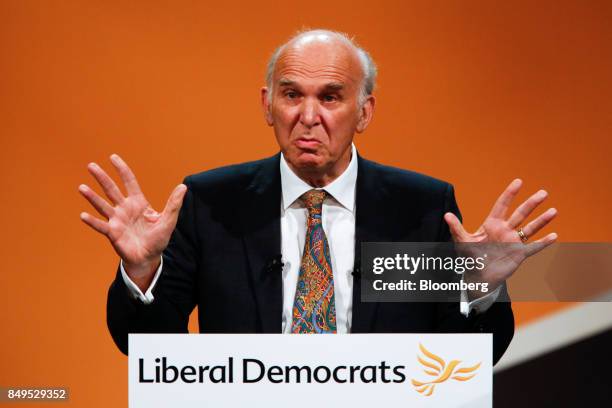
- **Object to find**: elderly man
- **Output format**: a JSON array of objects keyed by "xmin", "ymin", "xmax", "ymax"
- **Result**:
[{"xmin": 79, "ymin": 30, "xmax": 557, "ymax": 364}]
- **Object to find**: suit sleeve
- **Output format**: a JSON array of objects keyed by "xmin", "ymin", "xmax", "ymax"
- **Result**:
[
  {"xmin": 434, "ymin": 183, "xmax": 515, "ymax": 365},
  {"xmin": 106, "ymin": 176, "xmax": 199, "ymax": 355}
]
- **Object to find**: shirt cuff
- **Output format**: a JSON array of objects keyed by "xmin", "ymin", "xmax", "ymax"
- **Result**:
[
  {"xmin": 459, "ymin": 283, "xmax": 502, "ymax": 317},
  {"xmin": 120, "ymin": 256, "xmax": 163, "ymax": 305}
]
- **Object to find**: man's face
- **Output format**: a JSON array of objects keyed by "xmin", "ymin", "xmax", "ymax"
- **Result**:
[{"xmin": 262, "ymin": 35, "xmax": 374, "ymax": 180}]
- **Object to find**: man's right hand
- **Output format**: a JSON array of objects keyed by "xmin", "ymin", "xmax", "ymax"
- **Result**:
[{"xmin": 78, "ymin": 154, "xmax": 187, "ymax": 292}]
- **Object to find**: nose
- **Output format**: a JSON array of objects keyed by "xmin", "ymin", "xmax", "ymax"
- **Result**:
[{"xmin": 299, "ymin": 98, "xmax": 321, "ymax": 129}]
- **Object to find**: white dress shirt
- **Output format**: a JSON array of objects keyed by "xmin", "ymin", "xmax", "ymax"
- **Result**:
[{"xmin": 121, "ymin": 144, "xmax": 499, "ymax": 330}]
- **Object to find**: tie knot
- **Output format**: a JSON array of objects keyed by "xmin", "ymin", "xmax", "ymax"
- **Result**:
[{"xmin": 301, "ymin": 189, "xmax": 327, "ymax": 212}]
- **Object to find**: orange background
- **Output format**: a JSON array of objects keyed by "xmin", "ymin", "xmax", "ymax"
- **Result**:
[{"xmin": 1, "ymin": 0, "xmax": 610, "ymax": 406}]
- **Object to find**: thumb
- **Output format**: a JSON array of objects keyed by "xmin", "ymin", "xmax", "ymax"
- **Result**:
[
  {"xmin": 161, "ymin": 184, "xmax": 188, "ymax": 225},
  {"xmin": 444, "ymin": 212, "xmax": 468, "ymax": 242}
]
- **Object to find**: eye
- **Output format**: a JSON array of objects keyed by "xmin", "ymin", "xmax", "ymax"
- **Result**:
[
  {"xmin": 322, "ymin": 94, "xmax": 338, "ymax": 103},
  {"xmin": 285, "ymin": 91, "xmax": 299, "ymax": 99}
]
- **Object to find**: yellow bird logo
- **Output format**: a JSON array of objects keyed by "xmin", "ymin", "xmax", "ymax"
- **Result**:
[{"xmin": 411, "ymin": 343, "xmax": 481, "ymax": 396}]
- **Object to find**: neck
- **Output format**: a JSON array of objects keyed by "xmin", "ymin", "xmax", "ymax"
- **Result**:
[{"xmin": 288, "ymin": 147, "xmax": 352, "ymax": 188}]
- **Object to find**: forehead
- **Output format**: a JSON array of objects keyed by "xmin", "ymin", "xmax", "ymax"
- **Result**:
[{"xmin": 274, "ymin": 36, "xmax": 363, "ymax": 88}]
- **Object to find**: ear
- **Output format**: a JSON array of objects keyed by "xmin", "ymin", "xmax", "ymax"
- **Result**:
[
  {"xmin": 356, "ymin": 95, "xmax": 376, "ymax": 133},
  {"xmin": 261, "ymin": 87, "xmax": 274, "ymax": 126}
]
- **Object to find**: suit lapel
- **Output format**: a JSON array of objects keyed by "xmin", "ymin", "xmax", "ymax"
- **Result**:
[
  {"xmin": 239, "ymin": 155, "xmax": 283, "ymax": 333},
  {"xmin": 351, "ymin": 156, "xmax": 387, "ymax": 332}
]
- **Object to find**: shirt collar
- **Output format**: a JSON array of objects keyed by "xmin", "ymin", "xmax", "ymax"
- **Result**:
[{"xmin": 280, "ymin": 143, "xmax": 358, "ymax": 213}]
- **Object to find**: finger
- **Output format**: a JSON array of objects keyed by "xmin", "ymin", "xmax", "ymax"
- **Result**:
[
  {"xmin": 78, "ymin": 184, "xmax": 114, "ymax": 219},
  {"xmin": 522, "ymin": 208, "xmax": 558, "ymax": 238},
  {"xmin": 488, "ymin": 179, "xmax": 523, "ymax": 220},
  {"xmin": 444, "ymin": 212, "xmax": 469, "ymax": 242},
  {"xmin": 161, "ymin": 184, "xmax": 188, "ymax": 225},
  {"xmin": 507, "ymin": 189, "xmax": 548, "ymax": 228},
  {"xmin": 80, "ymin": 212, "xmax": 110, "ymax": 236},
  {"xmin": 87, "ymin": 162, "xmax": 125, "ymax": 205},
  {"xmin": 110, "ymin": 153, "xmax": 143, "ymax": 197},
  {"xmin": 525, "ymin": 232, "xmax": 557, "ymax": 257}
]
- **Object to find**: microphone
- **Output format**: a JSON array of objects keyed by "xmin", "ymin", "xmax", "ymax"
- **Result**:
[
  {"xmin": 352, "ymin": 256, "xmax": 371, "ymax": 282},
  {"xmin": 265, "ymin": 254, "xmax": 284, "ymax": 274}
]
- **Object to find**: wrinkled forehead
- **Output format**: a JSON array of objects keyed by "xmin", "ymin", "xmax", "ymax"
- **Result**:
[{"xmin": 273, "ymin": 35, "xmax": 364, "ymax": 88}]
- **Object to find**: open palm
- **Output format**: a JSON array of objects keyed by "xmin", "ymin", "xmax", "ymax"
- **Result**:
[
  {"xmin": 78, "ymin": 154, "xmax": 187, "ymax": 277},
  {"xmin": 444, "ymin": 179, "xmax": 558, "ymax": 292}
]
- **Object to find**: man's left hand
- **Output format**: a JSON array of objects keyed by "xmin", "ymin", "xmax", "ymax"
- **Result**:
[{"xmin": 444, "ymin": 179, "xmax": 558, "ymax": 299}]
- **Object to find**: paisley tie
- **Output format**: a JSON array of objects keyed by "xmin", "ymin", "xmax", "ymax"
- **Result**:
[{"xmin": 291, "ymin": 189, "xmax": 337, "ymax": 333}]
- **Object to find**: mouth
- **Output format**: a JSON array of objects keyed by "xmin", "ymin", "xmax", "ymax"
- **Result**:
[{"xmin": 294, "ymin": 138, "xmax": 321, "ymax": 150}]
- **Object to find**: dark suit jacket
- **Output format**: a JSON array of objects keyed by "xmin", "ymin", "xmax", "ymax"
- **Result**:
[{"xmin": 107, "ymin": 153, "xmax": 514, "ymax": 364}]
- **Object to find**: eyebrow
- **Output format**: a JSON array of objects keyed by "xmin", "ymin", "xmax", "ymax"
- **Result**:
[
  {"xmin": 278, "ymin": 78, "xmax": 297, "ymax": 87},
  {"xmin": 323, "ymin": 82, "xmax": 345, "ymax": 91},
  {"xmin": 277, "ymin": 78, "xmax": 345, "ymax": 91}
]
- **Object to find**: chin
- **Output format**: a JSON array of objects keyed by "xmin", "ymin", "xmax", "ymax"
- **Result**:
[{"xmin": 291, "ymin": 151, "xmax": 326, "ymax": 170}]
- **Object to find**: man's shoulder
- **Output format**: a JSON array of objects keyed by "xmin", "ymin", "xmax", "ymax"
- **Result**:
[
  {"xmin": 358, "ymin": 156, "xmax": 453, "ymax": 196},
  {"xmin": 183, "ymin": 154, "xmax": 279, "ymax": 194}
]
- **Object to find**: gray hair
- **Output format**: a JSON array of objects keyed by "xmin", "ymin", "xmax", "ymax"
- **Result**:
[{"xmin": 265, "ymin": 29, "xmax": 377, "ymax": 107}]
